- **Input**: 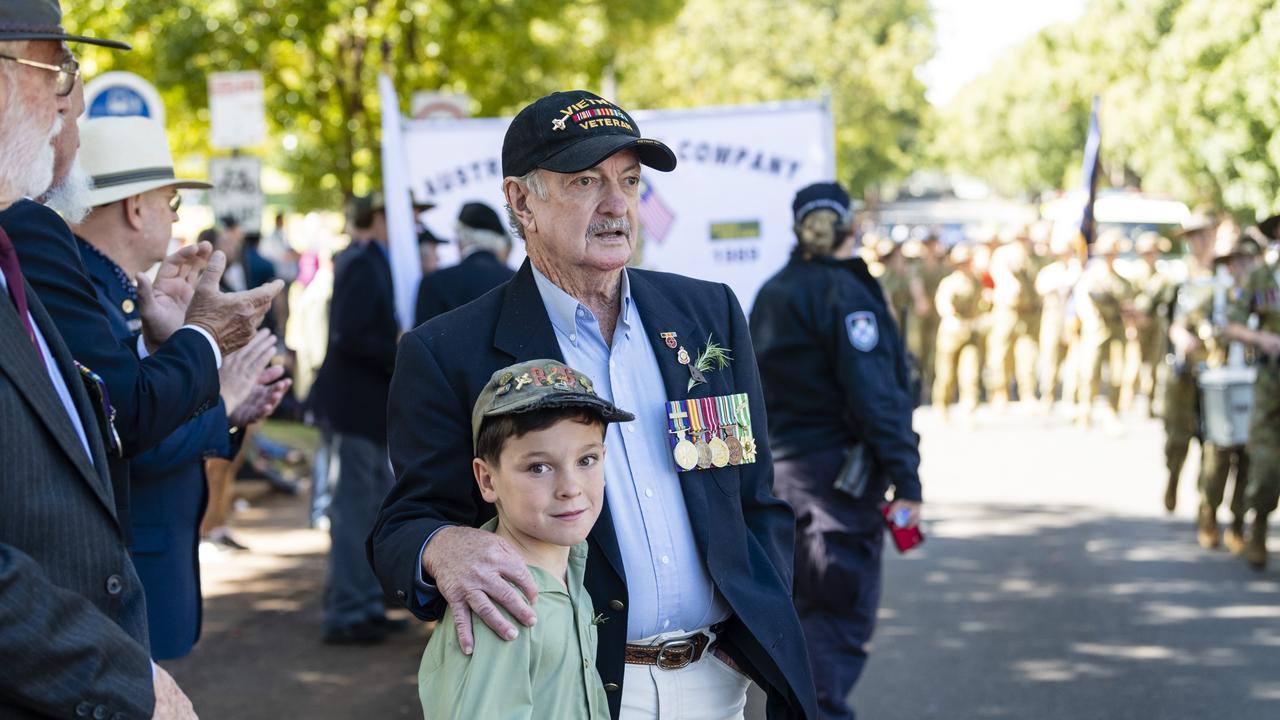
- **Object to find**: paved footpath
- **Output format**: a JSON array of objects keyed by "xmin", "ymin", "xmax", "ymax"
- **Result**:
[{"xmin": 170, "ymin": 407, "xmax": 1279, "ymax": 718}]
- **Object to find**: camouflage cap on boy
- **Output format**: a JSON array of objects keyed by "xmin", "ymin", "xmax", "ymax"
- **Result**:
[{"xmin": 472, "ymin": 359, "xmax": 635, "ymax": 448}]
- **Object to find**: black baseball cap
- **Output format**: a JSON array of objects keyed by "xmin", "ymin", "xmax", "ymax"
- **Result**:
[
  {"xmin": 0, "ymin": 1, "xmax": 131, "ymax": 50},
  {"xmin": 458, "ymin": 202, "xmax": 506, "ymax": 236},
  {"xmin": 501, "ymin": 90, "xmax": 677, "ymax": 178},
  {"xmin": 471, "ymin": 359, "xmax": 634, "ymax": 449}
]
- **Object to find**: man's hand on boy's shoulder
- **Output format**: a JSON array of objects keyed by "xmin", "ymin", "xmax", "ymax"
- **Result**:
[{"xmin": 423, "ymin": 526, "xmax": 540, "ymax": 655}]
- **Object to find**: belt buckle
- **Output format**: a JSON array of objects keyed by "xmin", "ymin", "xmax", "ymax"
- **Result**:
[{"xmin": 655, "ymin": 638, "xmax": 696, "ymax": 669}]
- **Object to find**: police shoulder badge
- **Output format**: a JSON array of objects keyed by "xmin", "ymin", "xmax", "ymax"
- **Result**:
[{"xmin": 845, "ymin": 311, "xmax": 878, "ymax": 352}]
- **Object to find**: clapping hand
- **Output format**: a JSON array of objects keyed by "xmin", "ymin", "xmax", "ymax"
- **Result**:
[
  {"xmin": 185, "ymin": 251, "xmax": 284, "ymax": 355},
  {"xmin": 228, "ymin": 366, "xmax": 291, "ymax": 428},
  {"xmin": 136, "ymin": 241, "xmax": 212, "ymax": 353}
]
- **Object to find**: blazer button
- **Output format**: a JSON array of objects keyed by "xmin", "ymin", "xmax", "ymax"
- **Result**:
[
  {"xmin": 92, "ymin": 705, "xmax": 109, "ymax": 720},
  {"xmin": 105, "ymin": 575, "xmax": 123, "ymax": 596},
  {"xmin": 608, "ymin": 599, "xmax": 624, "ymax": 611},
  {"xmin": 396, "ymin": 590, "xmax": 407, "ymax": 602},
  {"xmin": 75, "ymin": 702, "xmax": 92, "ymax": 717},
  {"xmin": 603, "ymin": 682, "xmax": 620, "ymax": 693}
]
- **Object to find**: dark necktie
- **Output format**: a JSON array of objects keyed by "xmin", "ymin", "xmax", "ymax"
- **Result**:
[{"xmin": 0, "ymin": 225, "xmax": 41, "ymax": 355}]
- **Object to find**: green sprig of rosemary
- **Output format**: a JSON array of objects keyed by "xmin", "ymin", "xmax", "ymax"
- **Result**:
[{"xmin": 687, "ymin": 334, "xmax": 732, "ymax": 390}]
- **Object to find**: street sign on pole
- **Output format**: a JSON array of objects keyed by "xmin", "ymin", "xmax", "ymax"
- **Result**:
[
  {"xmin": 208, "ymin": 156, "xmax": 264, "ymax": 231},
  {"xmin": 85, "ymin": 71, "xmax": 166, "ymax": 125},
  {"xmin": 208, "ymin": 71, "xmax": 266, "ymax": 149}
]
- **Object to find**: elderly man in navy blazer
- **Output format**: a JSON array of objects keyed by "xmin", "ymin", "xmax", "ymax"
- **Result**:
[{"xmin": 370, "ymin": 91, "xmax": 816, "ymax": 719}]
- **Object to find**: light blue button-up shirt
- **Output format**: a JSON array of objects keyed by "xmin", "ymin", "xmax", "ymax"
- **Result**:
[{"xmin": 532, "ymin": 265, "xmax": 729, "ymax": 641}]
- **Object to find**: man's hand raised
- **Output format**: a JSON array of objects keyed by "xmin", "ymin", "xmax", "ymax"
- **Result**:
[
  {"xmin": 184, "ymin": 250, "xmax": 283, "ymax": 355},
  {"xmin": 136, "ymin": 241, "xmax": 212, "ymax": 353},
  {"xmin": 422, "ymin": 526, "xmax": 539, "ymax": 655}
]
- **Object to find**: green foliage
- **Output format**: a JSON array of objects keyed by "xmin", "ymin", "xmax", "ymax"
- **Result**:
[
  {"xmin": 65, "ymin": 0, "xmax": 685, "ymax": 211},
  {"xmin": 613, "ymin": 0, "xmax": 934, "ymax": 197},
  {"xmin": 937, "ymin": 0, "xmax": 1280, "ymax": 216}
]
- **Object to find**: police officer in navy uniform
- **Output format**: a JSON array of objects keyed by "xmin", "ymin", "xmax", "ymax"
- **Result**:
[{"xmin": 750, "ymin": 182, "xmax": 923, "ymax": 720}]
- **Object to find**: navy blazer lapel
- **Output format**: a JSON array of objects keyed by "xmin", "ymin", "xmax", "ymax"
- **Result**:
[
  {"xmin": 492, "ymin": 260, "xmax": 563, "ymax": 362},
  {"xmin": 0, "ymin": 280, "xmax": 115, "ymax": 514}
]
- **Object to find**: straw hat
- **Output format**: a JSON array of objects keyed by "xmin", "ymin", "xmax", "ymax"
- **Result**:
[{"xmin": 80, "ymin": 116, "xmax": 211, "ymax": 208}]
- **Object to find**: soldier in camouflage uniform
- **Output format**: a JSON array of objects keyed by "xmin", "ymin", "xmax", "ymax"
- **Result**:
[
  {"xmin": 1120, "ymin": 233, "xmax": 1164, "ymax": 414},
  {"xmin": 933, "ymin": 244, "xmax": 986, "ymax": 419},
  {"xmin": 1162, "ymin": 218, "xmax": 1217, "ymax": 511},
  {"xmin": 1173, "ymin": 233, "xmax": 1256, "ymax": 551},
  {"xmin": 987, "ymin": 227, "xmax": 1041, "ymax": 406},
  {"xmin": 906, "ymin": 234, "xmax": 948, "ymax": 400},
  {"xmin": 1074, "ymin": 230, "xmax": 1136, "ymax": 429},
  {"xmin": 1224, "ymin": 235, "xmax": 1280, "ymax": 570},
  {"xmin": 1036, "ymin": 230, "xmax": 1083, "ymax": 411}
]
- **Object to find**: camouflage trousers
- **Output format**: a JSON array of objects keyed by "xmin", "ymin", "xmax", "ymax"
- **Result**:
[
  {"xmin": 1163, "ymin": 367, "xmax": 1199, "ymax": 483},
  {"xmin": 1200, "ymin": 444, "xmax": 1247, "ymax": 521},
  {"xmin": 1246, "ymin": 365, "xmax": 1280, "ymax": 515},
  {"xmin": 986, "ymin": 308, "xmax": 1038, "ymax": 403}
]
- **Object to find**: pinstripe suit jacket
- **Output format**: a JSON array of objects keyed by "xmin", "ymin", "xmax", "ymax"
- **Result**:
[{"xmin": 0, "ymin": 272, "xmax": 155, "ymax": 719}]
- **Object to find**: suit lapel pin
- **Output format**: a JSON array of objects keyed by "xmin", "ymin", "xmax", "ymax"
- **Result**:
[{"xmin": 660, "ymin": 331, "xmax": 678, "ymax": 349}]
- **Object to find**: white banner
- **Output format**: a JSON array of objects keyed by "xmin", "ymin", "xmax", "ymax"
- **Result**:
[{"xmin": 400, "ymin": 100, "xmax": 834, "ymax": 310}]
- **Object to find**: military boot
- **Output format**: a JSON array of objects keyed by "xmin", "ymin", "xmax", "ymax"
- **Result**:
[
  {"xmin": 1163, "ymin": 472, "xmax": 1179, "ymax": 513},
  {"xmin": 1196, "ymin": 503, "xmax": 1220, "ymax": 550},
  {"xmin": 1224, "ymin": 516, "xmax": 1246, "ymax": 555},
  {"xmin": 1245, "ymin": 514, "xmax": 1268, "ymax": 571}
]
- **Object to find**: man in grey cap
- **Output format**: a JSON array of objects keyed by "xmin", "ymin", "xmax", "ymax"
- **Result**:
[
  {"xmin": 414, "ymin": 201, "xmax": 516, "ymax": 326},
  {"xmin": 0, "ymin": 2, "xmax": 197, "ymax": 717}
]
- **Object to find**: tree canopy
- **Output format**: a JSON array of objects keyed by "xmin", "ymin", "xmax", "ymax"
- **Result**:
[
  {"xmin": 613, "ymin": 0, "xmax": 934, "ymax": 198},
  {"xmin": 936, "ymin": 0, "xmax": 1280, "ymax": 217},
  {"xmin": 65, "ymin": 0, "xmax": 684, "ymax": 210}
]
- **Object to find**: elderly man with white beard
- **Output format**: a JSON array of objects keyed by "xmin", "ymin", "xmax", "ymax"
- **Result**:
[{"xmin": 0, "ymin": 2, "xmax": 254, "ymax": 718}]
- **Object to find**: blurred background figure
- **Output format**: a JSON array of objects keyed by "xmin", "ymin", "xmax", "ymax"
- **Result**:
[
  {"xmin": 933, "ymin": 242, "xmax": 986, "ymax": 421},
  {"xmin": 413, "ymin": 201, "xmax": 513, "ymax": 327},
  {"xmin": 1036, "ymin": 225, "xmax": 1083, "ymax": 413},
  {"xmin": 986, "ymin": 225, "xmax": 1040, "ymax": 407},
  {"xmin": 1073, "ymin": 230, "xmax": 1135, "ymax": 432}
]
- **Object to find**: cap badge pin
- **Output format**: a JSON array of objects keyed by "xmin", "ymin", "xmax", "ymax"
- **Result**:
[{"xmin": 551, "ymin": 115, "xmax": 567, "ymax": 131}]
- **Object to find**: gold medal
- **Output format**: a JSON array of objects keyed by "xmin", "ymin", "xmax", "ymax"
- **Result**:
[
  {"xmin": 709, "ymin": 436, "xmax": 730, "ymax": 467},
  {"xmin": 673, "ymin": 436, "xmax": 699, "ymax": 471}
]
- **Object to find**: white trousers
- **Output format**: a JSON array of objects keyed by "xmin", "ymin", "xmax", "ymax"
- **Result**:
[{"xmin": 619, "ymin": 627, "xmax": 751, "ymax": 720}]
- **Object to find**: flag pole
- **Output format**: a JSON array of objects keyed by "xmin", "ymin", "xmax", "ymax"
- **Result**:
[{"xmin": 378, "ymin": 43, "xmax": 422, "ymax": 331}]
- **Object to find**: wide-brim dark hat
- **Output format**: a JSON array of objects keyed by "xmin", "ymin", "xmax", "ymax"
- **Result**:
[
  {"xmin": 502, "ymin": 90, "xmax": 676, "ymax": 178},
  {"xmin": 0, "ymin": 1, "xmax": 131, "ymax": 50}
]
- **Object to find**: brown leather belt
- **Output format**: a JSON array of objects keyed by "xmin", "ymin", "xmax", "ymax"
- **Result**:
[{"xmin": 624, "ymin": 624, "xmax": 728, "ymax": 670}]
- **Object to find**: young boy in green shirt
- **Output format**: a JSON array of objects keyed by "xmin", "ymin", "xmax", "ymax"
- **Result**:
[{"xmin": 418, "ymin": 359, "xmax": 633, "ymax": 720}]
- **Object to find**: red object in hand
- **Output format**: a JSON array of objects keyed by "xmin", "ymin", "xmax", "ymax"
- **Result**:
[{"xmin": 881, "ymin": 503, "xmax": 925, "ymax": 553}]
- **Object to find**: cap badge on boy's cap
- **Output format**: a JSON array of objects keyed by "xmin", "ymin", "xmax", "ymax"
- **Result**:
[{"xmin": 471, "ymin": 359, "xmax": 633, "ymax": 448}]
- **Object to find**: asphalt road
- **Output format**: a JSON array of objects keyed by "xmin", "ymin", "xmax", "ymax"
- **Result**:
[
  {"xmin": 853, "ymin": 404, "xmax": 1280, "ymax": 719},
  {"xmin": 168, "ymin": 406, "xmax": 1279, "ymax": 719}
]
